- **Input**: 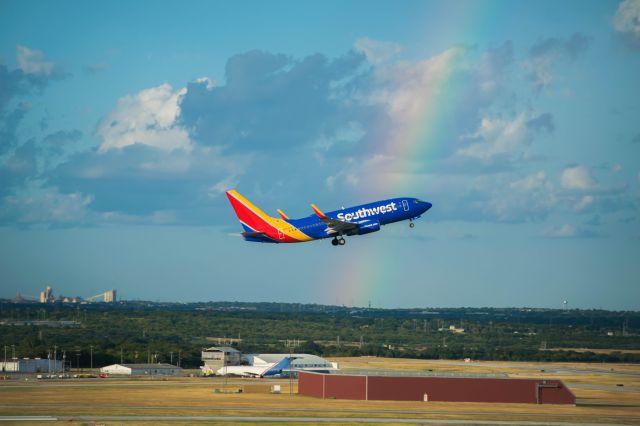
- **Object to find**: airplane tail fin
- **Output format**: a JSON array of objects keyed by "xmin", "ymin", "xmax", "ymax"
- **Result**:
[
  {"xmin": 225, "ymin": 190, "xmax": 312, "ymax": 243},
  {"xmin": 261, "ymin": 356, "xmax": 298, "ymax": 377},
  {"xmin": 225, "ymin": 189, "xmax": 277, "ymax": 235}
]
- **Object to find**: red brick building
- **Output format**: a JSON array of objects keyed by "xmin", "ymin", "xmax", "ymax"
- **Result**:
[{"xmin": 298, "ymin": 372, "xmax": 575, "ymax": 404}]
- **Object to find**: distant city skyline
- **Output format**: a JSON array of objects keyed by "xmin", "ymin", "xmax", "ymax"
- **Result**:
[{"xmin": 1, "ymin": 0, "xmax": 639, "ymax": 310}]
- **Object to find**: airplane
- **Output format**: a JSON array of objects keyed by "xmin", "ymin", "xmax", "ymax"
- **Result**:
[
  {"xmin": 213, "ymin": 356, "xmax": 298, "ymax": 378},
  {"xmin": 226, "ymin": 189, "xmax": 432, "ymax": 246}
]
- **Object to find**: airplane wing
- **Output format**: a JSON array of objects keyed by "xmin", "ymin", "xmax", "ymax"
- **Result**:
[{"xmin": 311, "ymin": 204, "xmax": 358, "ymax": 234}]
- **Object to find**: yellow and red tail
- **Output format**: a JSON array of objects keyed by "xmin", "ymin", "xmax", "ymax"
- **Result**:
[{"xmin": 225, "ymin": 190, "xmax": 313, "ymax": 243}]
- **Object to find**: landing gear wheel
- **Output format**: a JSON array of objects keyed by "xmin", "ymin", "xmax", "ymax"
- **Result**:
[
  {"xmin": 331, "ymin": 238, "xmax": 339, "ymax": 246},
  {"xmin": 409, "ymin": 222, "xmax": 415, "ymax": 228},
  {"xmin": 338, "ymin": 238, "xmax": 346, "ymax": 245}
]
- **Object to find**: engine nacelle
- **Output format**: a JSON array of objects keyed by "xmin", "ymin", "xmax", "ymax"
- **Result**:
[{"xmin": 356, "ymin": 220, "xmax": 381, "ymax": 235}]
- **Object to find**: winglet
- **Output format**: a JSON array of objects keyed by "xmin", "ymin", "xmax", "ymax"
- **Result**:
[
  {"xmin": 311, "ymin": 203, "xmax": 328, "ymax": 220},
  {"xmin": 277, "ymin": 209, "xmax": 289, "ymax": 220}
]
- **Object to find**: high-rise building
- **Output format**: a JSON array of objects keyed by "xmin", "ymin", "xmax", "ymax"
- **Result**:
[
  {"xmin": 104, "ymin": 290, "xmax": 116, "ymax": 303},
  {"xmin": 39, "ymin": 286, "xmax": 53, "ymax": 303}
]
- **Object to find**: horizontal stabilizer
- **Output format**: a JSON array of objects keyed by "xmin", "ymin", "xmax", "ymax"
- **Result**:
[{"xmin": 241, "ymin": 231, "xmax": 269, "ymax": 238}]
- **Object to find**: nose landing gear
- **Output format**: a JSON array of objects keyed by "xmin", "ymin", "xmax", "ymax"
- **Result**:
[{"xmin": 409, "ymin": 220, "xmax": 415, "ymax": 228}]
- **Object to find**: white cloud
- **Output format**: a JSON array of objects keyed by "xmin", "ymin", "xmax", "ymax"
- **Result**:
[
  {"xmin": 452, "ymin": 112, "xmax": 553, "ymax": 165},
  {"xmin": 485, "ymin": 171, "xmax": 557, "ymax": 222},
  {"xmin": 326, "ymin": 170, "xmax": 360, "ymax": 191},
  {"xmin": 561, "ymin": 165, "xmax": 597, "ymax": 191},
  {"xmin": 208, "ymin": 176, "xmax": 239, "ymax": 198},
  {"xmin": 140, "ymin": 156, "xmax": 190, "ymax": 173},
  {"xmin": 522, "ymin": 34, "xmax": 590, "ymax": 91},
  {"xmin": 148, "ymin": 209, "xmax": 177, "ymax": 224},
  {"xmin": 544, "ymin": 224, "xmax": 578, "ymax": 238},
  {"xmin": 195, "ymin": 77, "xmax": 215, "ymax": 90},
  {"xmin": 372, "ymin": 47, "xmax": 465, "ymax": 126},
  {"xmin": 354, "ymin": 37, "xmax": 403, "ymax": 64},
  {"xmin": 16, "ymin": 45, "xmax": 56, "ymax": 76},
  {"xmin": 98, "ymin": 209, "xmax": 178, "ymax": 225},
  {"xmin": 575, "ymin": 195, "xmax": 594, "ymax": 211},
  {"xmin": 97, "ymin": 83, "xmax": 191, "ymax": 153},
  {"xmin": 510, "ymin": 171, "xmax": 550, "ymax": 191},
  {"xmin": 313, "ymin": 121, "xmax": 365, "ymax": 154},
  {"xmin": 613, "ymin": 0, "xmax": 640, "ymax": 49},
  {"xmin": 0, "ymin": 184, "xmax": 92, "ymax": 224},
  {"xmin": 456, "ymin": 114, "xmax": 529, "ymax": 161},
  {"xmin": 523, "ymin": 58, "xmax": 552, "ymax": 91},
  {"xmin": 325, "ymin": 154, "xmax": 394, "ymax": 191},
  {"xmin": 544, "ymin": 223, "xmax": 598, "ymax": 239}
]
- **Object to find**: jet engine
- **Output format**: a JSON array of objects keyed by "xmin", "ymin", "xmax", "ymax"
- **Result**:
[{"xmin": 356, "ymin": 220, "xmax": 381, "ymax": 235}]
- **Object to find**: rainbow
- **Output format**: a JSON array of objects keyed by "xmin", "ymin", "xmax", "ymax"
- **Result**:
[{"xmin": 328, "ymin": 46, "xmax": 467, "ymax": 308}]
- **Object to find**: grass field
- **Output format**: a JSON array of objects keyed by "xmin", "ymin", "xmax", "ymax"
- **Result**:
[{"xmin": 0, "ymin": 357, "xmax": 638, "ymax": 424}]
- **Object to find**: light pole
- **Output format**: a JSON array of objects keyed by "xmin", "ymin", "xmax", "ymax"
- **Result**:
[
  {"xmin": 223, "ymin": 353, "xmax": 227, "ymax": 391},
  {"xmin": 90, "ymin": 345, "xmax": 93, "ymax": 370}
]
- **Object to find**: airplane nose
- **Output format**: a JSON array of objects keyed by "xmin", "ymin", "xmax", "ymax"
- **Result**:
[{"xmin": 423, "ymin": 201, "xmax": 432, "ymax": 212}]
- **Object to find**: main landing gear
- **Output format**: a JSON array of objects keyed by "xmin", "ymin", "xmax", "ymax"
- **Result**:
[{"xmin": 331, "ymin": 237, "xmax": 346, "ymax": 246}]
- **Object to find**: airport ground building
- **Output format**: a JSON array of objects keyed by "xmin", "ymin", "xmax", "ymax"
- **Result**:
[
  {"xmin": 100, "ymin": 363, "xmax": 182, "ymax": 376},
  {"xmin": 1, "ymin": 358, "xmax": 63, "ymax": 373},
  {"xmin": 298, "ymin": 372, "xmax": 575, "ymax": 404},
  {"xmin": 247, "ymin": 354, "xmax": 337, "ymax": 371},
  {"xmin": 201, "ymin": 347, "xmax": 242, "ymax": 371}
]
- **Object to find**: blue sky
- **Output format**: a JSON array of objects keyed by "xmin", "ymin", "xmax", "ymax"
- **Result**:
[{"xmin": 1, "ymin": 0, "xmax": 639, "ymax": 309}]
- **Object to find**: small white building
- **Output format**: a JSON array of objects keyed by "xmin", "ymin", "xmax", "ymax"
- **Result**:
[
  {"xmin": 1, "ymin": 358, "xmax": 63, "ymax": 373},
  {"xmin": 100, "ymin": 363, "xmax": 181, "ymax": 376}
]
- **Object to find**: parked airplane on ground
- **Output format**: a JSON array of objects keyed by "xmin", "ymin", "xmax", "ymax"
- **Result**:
[
  {"xmin": 214, "ymin": 356, "xmax": 298, "ymax": 377},
  {"xmin": 226, "ymin": 189, "xmax": 432, "ymax": 246}
]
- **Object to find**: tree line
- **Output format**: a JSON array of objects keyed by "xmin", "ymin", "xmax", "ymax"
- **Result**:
[{"xmin": 1, "ymin": 301, "xmax": 638, "ymax": 369}]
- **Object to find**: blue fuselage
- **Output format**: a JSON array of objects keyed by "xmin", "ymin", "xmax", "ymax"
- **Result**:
[{"xmin": 286, "ymin": 197, "xmax": 432, "ymax": 240}]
